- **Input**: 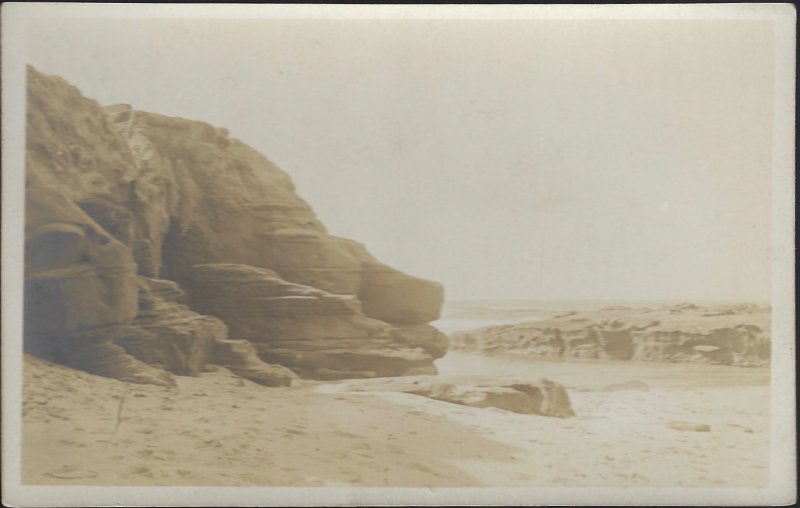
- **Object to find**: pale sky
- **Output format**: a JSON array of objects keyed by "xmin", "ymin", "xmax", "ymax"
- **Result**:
[{"xmin": 26, "ymin": 18, "xmax": 774, "ymax": 301}]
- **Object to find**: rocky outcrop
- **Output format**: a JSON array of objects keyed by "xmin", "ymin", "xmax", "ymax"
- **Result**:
[
  {"xmin": 323, "ymin": 375, "xmax": 575, "ymax": 418},
  {"xmin": 24, "ymin": 183, "xmax": 175, "ymax": 387},
  {"xmin": 25, "ymin": 66, "xmax": 446, "ymax": 382},
  {"xmin": 410, "ymin": 379, "xmax": 574, "ymax": 417},
  {"xmin": 344, "ymin": 240, "xmax": 444, "ymax": 325},
  {"xmin": 392, "ymin": 324, "xmax": 449, "ymax": 360},
  {"xmin": 187, "ymin": 264, "xmax": 444, "ymax": 380},
  {"xmin": 214, "ymin": 340, "xmax": 297, "ymax": 387},
  {"xmin": 114, "ymin": 277, "xmax": 228, "ymax": 376},
  {"xmin": 450, "ymin": 303, "xmax": 770, "ymax": 367}
]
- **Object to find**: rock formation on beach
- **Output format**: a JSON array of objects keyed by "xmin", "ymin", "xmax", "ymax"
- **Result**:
[
  {"xmin": 327, "ymin": 375, "xmax": 576, "ymax": 418},
  {"xmin": 450, "ymin": 303, "xmax": 771, "ymax": 367},
  {"xmin": 187, "ymin": 263, "xmax": 444, "ymax": 379},
  {"xmin": 24, "ymin": 184, "xmax": 175, "ymax": 387},
  {"xmin": 24, "ymin": 66, "xmax": 447, "ymax": 384}
]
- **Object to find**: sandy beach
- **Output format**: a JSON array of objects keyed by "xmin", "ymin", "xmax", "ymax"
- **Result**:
[
  {"xmin": 5, "ymin": 9, "xmax": 795, "ymax": 507},
  {"xmin": 22, "ymin": 351, "xmax": 769, "ymax": 487}
]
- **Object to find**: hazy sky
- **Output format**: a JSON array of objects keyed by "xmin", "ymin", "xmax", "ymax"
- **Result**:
[{"xmin": 26, "ymin": 18, "xmax": 774, "ymax": 301}]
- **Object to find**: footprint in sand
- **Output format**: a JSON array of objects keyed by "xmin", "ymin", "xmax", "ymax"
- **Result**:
[
  {"xmin": 408, "ymin": 463, "xmax": 441, "ymax": 476},
  {"xmin": 130, "ymin": 465, "xmax": 156, "ymax": 479},
  {"xmin": 333, "ymin": 430, "xmax": 359, "ymax": 439},
  {"xmin": 46, "ymin": 410, "xmax": 70, "ymax": 420},
  {"xmin": 345, "ymin": 474, "xmax": 363, "ymax": 484},
  {"xmin": 45, "ymin": 465, "xmax": 98, "ymax": 480},
  {"xmin": 57, "ymin": 439, "xmax": 86, "ymax": 448}
]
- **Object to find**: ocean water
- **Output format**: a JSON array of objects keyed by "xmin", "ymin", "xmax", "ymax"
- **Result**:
[
  {"xmin": 430, "ymin": 300, "xmax": 547, "ymax": 334},
  {"xmin": 431, "ymin": 316, "xmax": 541, "ymax": 334},
  {"xmin": 431, "ymin": 314, "xmax": 542, "ymax": 335}
]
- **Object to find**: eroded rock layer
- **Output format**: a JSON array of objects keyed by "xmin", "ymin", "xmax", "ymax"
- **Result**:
[
  {"xmin": 24, "ymin": 66, "xmax": 446, "ymax": 383},
  {"xmin": 188, "ymin": 264, "xmax": 444, "ymax": 380},
  {"xmin": 114, "ymin": 277, "xmax": 228, "ymax": 376},
  {"xmin": 450, "ymin": 303, "xmax": 770, "ymax": 367},
  {"xmin": 24, "ymin": 183, "xmax": 175, "ymax": 387}
]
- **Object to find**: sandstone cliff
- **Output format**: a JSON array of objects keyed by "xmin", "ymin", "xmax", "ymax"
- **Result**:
[{"xmin": 24, "ymin": 66, "xmax": 447, "ymax": 383}]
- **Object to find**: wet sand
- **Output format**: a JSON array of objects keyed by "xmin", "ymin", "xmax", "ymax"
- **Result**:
[{"xmin": 22, "ymin": 352, "xmax": 769, "ymax": 487}]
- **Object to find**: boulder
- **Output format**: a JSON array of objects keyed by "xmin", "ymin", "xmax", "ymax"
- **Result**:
[
  {"xmin": 413, "ymin": 380, "xmax": 575, "ymax": 417},
  {"xmin": 328, "ymin": 375, "xmax": 576, "ymax": 418}
]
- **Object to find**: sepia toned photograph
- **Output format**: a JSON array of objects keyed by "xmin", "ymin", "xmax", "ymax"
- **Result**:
[{"xmin": 2, "ymin": 4, "xmax": 796, "ymax": 506}]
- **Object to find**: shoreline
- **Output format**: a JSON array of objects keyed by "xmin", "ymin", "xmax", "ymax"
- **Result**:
[{"xmin": 22, "ymin": 351, "xmax": 770, "ymax": 487}]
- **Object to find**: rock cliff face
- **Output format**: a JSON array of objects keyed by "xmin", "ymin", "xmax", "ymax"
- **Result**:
[
  {"xmin": 114, "ymin": 277, "xmax": 228, "ymax": 376},
  {"xmin": 24, "ymin": 184, "xmax": 175, "ymax": 386},
  {"xmin": 188, "ymin": 263, "xmax": 442, "ymax": 379},
  {"xmin": 24, "ymin": 66, "xmax": 447, "ymax": 383},
  {"xmin": 450, "ymin": 303, "xmax": 770, "ymax": 367}
]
